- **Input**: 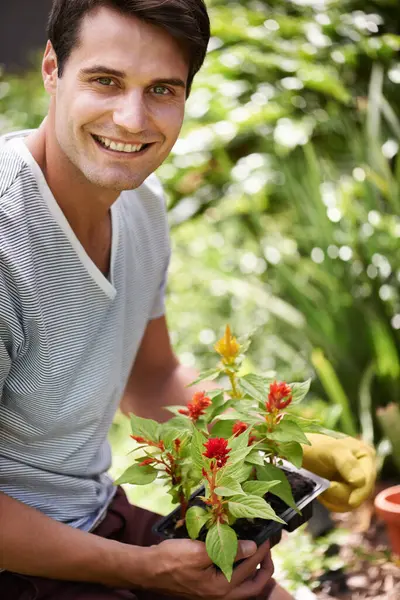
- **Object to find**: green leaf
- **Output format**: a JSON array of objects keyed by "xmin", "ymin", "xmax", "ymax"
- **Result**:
[
  {"xmin": 130, "ymin": 414, "xmax": 160, "ymax": 442},
  {"xmin": 240, "ymin": 373, "xmax": 272, "ymax": 403},
  {"xmin": 187, "ymin": 369, "xmax": 221, "ymax": 387},
  {"xmin": 284, "ymin": 415, "xmax": 346, "ymax": 439},
  {"xmin": 191, "ymin": 426, "xmax": 207, "ymax": 471},
  {"xmin": 164, "ymin": 405, "xmax": 188, "ymax": 417},
  {"xmin": 206, "ymin": 523, "xmax": 238, "ymax": 582},
  {"xmin": 114, "ymin": 464, "xmax": 157, "ymax": 486},
  {"xmin": 221, "ymin": 445, "xmax": 254, "ymax": 479},
  {"xmin": 236, "ymin": 463, "xmax": 254, "ymax": 483},
  {"xmin": 186, "ymin": 506, "xmax": 209, "ymax": 540},
  {"xmin": 302, "ymin": 425, "xmax": 346, "ymax": 439},
  {"xmin": 207, "ymin": 392, "xmax": 227, "ymax": 421},
  {"xmin": 277, "ymin": 442, "xmax": 303, "ymax": 469},
  {"xmin": 229, "ymin": 428, "xmax": 250, "ymax": 452},
  {"xmin": 214, "ymin": 477, "xmax": 245, "ymax": 497},
  {"xmin": 164, "ymin": 416, "xmax": 192, "ymax": 431},
  {"xmin": 256, "ymin": 464, "xmax": 297, "ymax": 511},
  {"xmin": 228, "ymin": 495, "xmax": 285, "ymax": 523},
  {"xmin": 160, "ymin": 425, "xmax": 190, "ymax": 450},
  {"xmin": 211, "ymin": 419, "xmax": 237, "ymax": 438},
  {"xmin": 268, "ymin": 418, "xmax": 310, "ymax": 445},
  {"xmin": 242, "ymin": 480, "xmax": 280, "ymax": 497},
  {"xmin": 245, "ymin": 450, "xmax": 265, "ymax": 466},
  {"xmin": 289, "ymin": 379, "xmax": 311, "ymax": 405},
  {"xmin": 216, "ymin": 410, "xmax": 244, "ymax": 421}
]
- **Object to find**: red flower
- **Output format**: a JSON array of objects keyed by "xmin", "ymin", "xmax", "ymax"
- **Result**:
[
  {"xmin": 232, "ymin": 421, "xmax": 248, "ymax": 437},
  {"xmin": 138, "ymin": 458, "xmax": 155, "ymax": 467},
  {"xmin": 203, "ymin": 437, "xmax": 231, "ymax": 468},
  {"xmin": 266, "ymin": 381, "xmax": 292, "ymax": 412},
  {"xmin": 232, "ymin": 421, "xmax": 256, "ymax": 445},
  {"xmin": 131, "ymin": 435, "xmax": 147, "ymax": 444},
  {"xmin": 178, "ymin": 391, "xmax": 212, "ymax": 422},
  {"xmin": 173, "ymin": 438, "xmax": 181, "ymax": 452},
  {"xmin": 130, "ymin": 435, "xmax": 164, "ymax": 451}
]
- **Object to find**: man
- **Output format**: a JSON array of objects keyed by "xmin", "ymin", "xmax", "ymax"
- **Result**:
[{"xmin": 0, "ymin": 1, "xmax": 376, "ymax": 599}]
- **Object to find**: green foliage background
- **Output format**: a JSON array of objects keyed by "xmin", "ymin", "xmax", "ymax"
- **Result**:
[{"xmin": 1, "ymin": 0, "xmax": 399, "ymax": 475}]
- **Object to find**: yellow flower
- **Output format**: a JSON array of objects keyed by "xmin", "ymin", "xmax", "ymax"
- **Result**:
[{"xmin": 214, "ymin": 325, "xmax": 241, "ymax": 365}]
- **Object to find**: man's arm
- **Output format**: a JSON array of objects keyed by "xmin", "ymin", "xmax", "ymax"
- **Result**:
[
  {"xmin": 120, "ymin": 316, "xmax": 212, "ymax": 422},
  {"xmin": 0, "ymin": 491, "xmax": 149, "ymax": 586},
  {"xmin": 1, "ymin": 490, "xmax": 278, "ymax": 599}
]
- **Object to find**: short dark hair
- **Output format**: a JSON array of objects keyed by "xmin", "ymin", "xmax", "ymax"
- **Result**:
[{"xmin": 47, "ymin": 0, "xmax": 210, "ymax": 95}]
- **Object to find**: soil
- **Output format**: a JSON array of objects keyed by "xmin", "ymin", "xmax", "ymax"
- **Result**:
[
  {"xmin": 158, "ymin": 469, "xmax": 316, "ymax": 542},
  {"xmin": 311, "ymin": 483, "xmax": 400, "ymax": 600}
]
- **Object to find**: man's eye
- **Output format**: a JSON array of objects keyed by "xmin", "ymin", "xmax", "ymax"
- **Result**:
[
  {"xmin": 96, "ymin": 77, "xmax": 115, "ymax": 86},
  {"xmin": 152, "ymin": 85, "xmax": 170, "ymax": 95}
]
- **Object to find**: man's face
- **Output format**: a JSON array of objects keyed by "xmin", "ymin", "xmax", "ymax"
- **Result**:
[{"xmin": 49, "ymin": 7, "xmax": 188, "ymax": 191}]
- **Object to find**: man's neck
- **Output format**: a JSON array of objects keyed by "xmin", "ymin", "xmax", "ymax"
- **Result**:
[
  {"xmin": 24, "ymin": 119, "xmax": 115, "ymax": 276},
  {"xmin": 25, "ymin": 119, "xmax": 117, "ymax": 242}
]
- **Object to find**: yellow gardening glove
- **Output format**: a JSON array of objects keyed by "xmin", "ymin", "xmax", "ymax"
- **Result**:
[{"xmin": 302, "ymin": 433, "xmax": 376, "ymax": 512}]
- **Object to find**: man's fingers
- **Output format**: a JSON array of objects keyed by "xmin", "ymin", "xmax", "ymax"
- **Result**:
[
  {"xmin": 231, "ymin": 540, "xmax": 271, "ymax": 586},
  {"xmin": 334, "ymin": 449, "xmax": 366, "ymax": 487},
  {"xmin": 236, "ymin": 540, "xmax": 257, "ymax": 561},
  {"xmin": 322, "ymin": 481, "xmax": 351, "ymax": 504},
  {"xmin": 318, "ymin": 495, "xmax": 351, "ymax": 513},
  {"xmin": 349, "ymin": 471, "xmax": 375, "ymax": 507},
  {"xmin": 318, "ymin": 482, "xmax": 353, "ymax": 512},
  {"xmin": 228, "ymin": 548, "xmax": 274, "ymax": 600},
  {"xmin": 160, "ymin": 538, "xmax": 213, "ymax": 568}
]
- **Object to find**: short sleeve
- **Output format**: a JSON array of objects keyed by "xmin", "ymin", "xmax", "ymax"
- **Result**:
[
  {"xmin": 0, "ymin": 269, "xmax": 22, "ymax": 397},
  {"xmin": 0, "ymin": 337, "xmax": 11, "ymax": 398},
  {"xmin": 149, "ymin": 248, "xmax": 171, "ymax": 320}
]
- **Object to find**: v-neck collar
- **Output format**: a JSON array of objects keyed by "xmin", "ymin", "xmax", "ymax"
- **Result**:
[{"xmin": 10, "ymin": 137, "xmax": 118, "ymax": 300}]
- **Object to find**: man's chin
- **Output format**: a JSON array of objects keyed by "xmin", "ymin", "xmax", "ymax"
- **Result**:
[{"xmin": 85, "ymin": 171, "xmax": 148, "ymax": 191}]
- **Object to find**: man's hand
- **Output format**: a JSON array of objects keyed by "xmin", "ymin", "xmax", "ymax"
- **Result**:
[
  {"xmin": 140, "ymin": 538, "xmax": 274, "ymax": 599},
  {"xmin": 302, "ymin": 433, "xmax": 376, "ymax": 512}
]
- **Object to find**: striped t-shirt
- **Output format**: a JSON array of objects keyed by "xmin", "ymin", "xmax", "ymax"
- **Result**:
[{"xmin": 0, "ymin": 131, "xmax": 170, "ymax": 530}]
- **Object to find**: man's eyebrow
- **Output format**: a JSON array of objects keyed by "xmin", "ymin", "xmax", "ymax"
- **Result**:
[
  {"xmin": 80, "ymin": 66, "xmax": 126, "ymax": 78},
  {"xmin": 79, "ymin": 66, "xmax": 186, "ymax": 88},
  {"xmin": 151, "ymin": 78, "xmax": 186, "ymax": 89}
]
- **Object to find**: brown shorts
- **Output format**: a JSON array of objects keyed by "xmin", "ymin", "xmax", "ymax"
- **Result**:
[{"xmin": 0, "ymin": 487, "xmax": 276, "ymax": 599}]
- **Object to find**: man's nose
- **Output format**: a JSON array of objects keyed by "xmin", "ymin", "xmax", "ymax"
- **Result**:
[{"xmin": 113, "ymin": 90, "xmax": 149, "ymax": 133}]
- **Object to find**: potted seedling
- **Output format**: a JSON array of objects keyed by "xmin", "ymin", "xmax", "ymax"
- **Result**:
[{"xmin": 115, "ymin": 326, "xmax": 336, "ymax": 580}]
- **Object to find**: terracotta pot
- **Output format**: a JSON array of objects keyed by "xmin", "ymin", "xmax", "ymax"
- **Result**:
[{"xmin": 374, "ymin": 485, "xmax": 400, "ymax": 555}]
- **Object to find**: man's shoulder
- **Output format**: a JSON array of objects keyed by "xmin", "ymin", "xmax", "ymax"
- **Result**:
[
  {"xmin": 0, "ymin": 143, "xmax": 29, "ymax": 200},
  {"xmin": 0, "ymin": 129, "xmax": 37, "ymax": 203}
]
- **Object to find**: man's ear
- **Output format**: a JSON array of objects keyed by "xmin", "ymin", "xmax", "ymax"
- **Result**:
[{"xmin": 42, "ymin": 40, "xmax": 59, "ymax": 95}]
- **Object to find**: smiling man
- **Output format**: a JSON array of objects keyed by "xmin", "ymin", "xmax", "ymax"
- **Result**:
[
  {"xmin": 0, "ymin": 2, "xmax": 280, "ymax": 599},
  {"xmin": 0, "ymin": 1, "xmax": 375, "ymax": 599}
]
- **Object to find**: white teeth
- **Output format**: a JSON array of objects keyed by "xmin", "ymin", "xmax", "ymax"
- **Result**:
[{"xmin": 95, "ymin": 136, "xmax": 144, "ymax": 153}]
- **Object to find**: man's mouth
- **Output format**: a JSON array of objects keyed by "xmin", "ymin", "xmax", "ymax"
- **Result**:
[{"xmin": 92, "ymin": 134, "xmax": 151, "ymax": 155}]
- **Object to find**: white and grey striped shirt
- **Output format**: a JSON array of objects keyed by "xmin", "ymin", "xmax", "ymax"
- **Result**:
[{"xmin": 0, "ymin": 131, "xmax": 170, "ymax": 530}]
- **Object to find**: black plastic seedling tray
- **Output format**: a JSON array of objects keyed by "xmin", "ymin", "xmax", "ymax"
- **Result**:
[{"xmin": 153, "ymin": 461, "xmax": 330, "ymax": 550}]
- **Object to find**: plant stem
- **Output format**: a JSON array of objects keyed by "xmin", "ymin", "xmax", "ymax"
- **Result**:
[
  {"xmin": 179, "ymin": 490, "xmax": 188, "ymax": 520},
  {"xmin": 227, "ymin": 370, "xmax": 239, "ymax": 398}
]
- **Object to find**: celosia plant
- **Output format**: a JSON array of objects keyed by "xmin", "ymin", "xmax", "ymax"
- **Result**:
[{"xmin": 115, "ymin": 325, "xmax": 339, "ymax": 580}]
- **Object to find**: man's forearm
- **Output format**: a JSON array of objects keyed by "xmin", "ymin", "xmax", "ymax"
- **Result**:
[
  {"xmin": 0, "ymin": 491, "xmax": 150, "ymax": 587},
  {"xmin": 121, "ymin": 364, "xmax": 218, "ymax": 422}
]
